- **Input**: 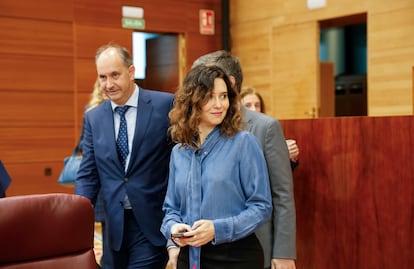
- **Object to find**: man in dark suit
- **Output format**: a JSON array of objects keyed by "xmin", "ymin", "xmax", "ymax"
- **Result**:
[
  {"xmin": 75, "ymin": 44, "xmax": 174, "ymax": 269},
  {"xmin": 191, "ymin": 51, "xmax": 297, "ymax": 269}
]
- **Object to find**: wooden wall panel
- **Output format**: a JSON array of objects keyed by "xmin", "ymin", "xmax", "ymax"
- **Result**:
[
  {"xmin": 74, "ymin": 0, "xmax": 222, "ymax": 71},
  {"xmin": 231, "ymin": 20, "xmax": 272, "ymax": 98},
  {"xmin": 368, "ymin": 8, "xmax": 414, "ymax": 115},
  {"xmin": 186, "ymin": 33, "xmax": 223, "ymax": 70},
  {"xmin": 0, "ymin": 0, "xmax": 73, "ymax": 21},
  {"xmin": 230, "ymin": 0, "xmax": 414, "ymax": 118},
  {"xmin": 319, "ymin": 62, "xmax": 335, "ymax": 117},
  {"xmin": 74, "ymin": 25, "xmax": 133, "ymax": 59},
  {"xmin": 0, "ymin": 55, "xmax": 73, "ymax": 92},
  {"xmin": 73, "ymin": 0, "xmax": 119, "ymax": 27},
  {"xmin": 281, "ymin": 116, "xmax": 414, "ymax": 269},
  {"xmin": 369, "ymin": 0, "xmax": 414, "ymax": 16},
  {"xmin": 74, "ymin": 0, "xmax": 222, "ymax": 36},
  {"xmin": 0, "ymin": 127, "xmax": 75, "ymax": 163},
  {"xmin": 271, "ymin": 22, "xmax": 319, "ymax": 119},
  {"xmin": 0, "ymin": 18, "xmax": 73, "ymax": 57},
  {"xmin": 1, "ymin": 0, "xmax": 222, "ymax": 196},
  {"xmin": 5, "ymin": 162, "xmax": 74, "ymax": 196},
  {"xmin": 0, "ymin": 92, "xmax": 74, "ymax": 128},
  {"xmin": 76, "ymin": 58, "xmax": 98, "ymax": 93},
  {"xmin": 229, "ymin": 0, "xmax": 284, "ymax": 23}
]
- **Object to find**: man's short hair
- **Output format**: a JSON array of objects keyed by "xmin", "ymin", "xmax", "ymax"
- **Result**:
[{"xmin": 192, "ymin": 50, "xmax": 243, "ymax": 92}]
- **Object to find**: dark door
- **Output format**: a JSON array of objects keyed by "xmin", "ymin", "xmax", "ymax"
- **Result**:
[{"xmin": 143, "ymin": 34, "xmax": 179, "ymax": 93}]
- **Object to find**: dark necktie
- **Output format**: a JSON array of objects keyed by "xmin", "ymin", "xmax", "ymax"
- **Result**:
[{"xmin": 115, "ymin": 106, "xmax": 130, "ymax": 168}]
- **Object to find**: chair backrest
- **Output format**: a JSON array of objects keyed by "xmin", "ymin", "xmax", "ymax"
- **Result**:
[{"xmin": 0, "ymin": 193, "xmax": 96, "ymax": 269}]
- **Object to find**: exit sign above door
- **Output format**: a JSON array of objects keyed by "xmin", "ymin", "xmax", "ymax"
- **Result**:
[{"xmin": 122, "ymin": 18, "xmax": 145, "ymax": 29}]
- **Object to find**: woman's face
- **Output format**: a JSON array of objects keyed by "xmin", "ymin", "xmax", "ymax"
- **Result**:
[
  {"xmin": 199, "ymin": 78, "xmax": 230, "ymax": 133},
  {"xmin": 242, "ymin": 93, "xmax": 262, "ymax": 112}
]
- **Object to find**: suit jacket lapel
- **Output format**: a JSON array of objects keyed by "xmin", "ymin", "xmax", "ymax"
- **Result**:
[
  {"xmin": 102, "ymin": 101, "xmax": 121, "ymax": 168},
  {"xmin": 128, "ymin": 89, "xmax": 152, "ymax": 170}
]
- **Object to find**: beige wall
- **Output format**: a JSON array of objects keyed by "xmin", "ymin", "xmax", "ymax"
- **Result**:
[{"xmin": 230, "ymin": 0, "xmax": 414, "ymax": 119}]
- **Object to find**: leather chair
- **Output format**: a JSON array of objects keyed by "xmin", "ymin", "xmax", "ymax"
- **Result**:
[{"xmin": 0, "ymin": 193, "xmax": 96, "ymax": 269}]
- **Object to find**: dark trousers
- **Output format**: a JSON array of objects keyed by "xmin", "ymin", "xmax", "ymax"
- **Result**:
[
  {"xmin": 110, "ymin": 210, "xmax": 167, "ymax": 269},
  {"xmin": 178, "ymin": 233, "xmax": 264, "ymax": 269},
  {"xmin": 100, "ymin": 222, "xmax": 113, "ymax": 269}
]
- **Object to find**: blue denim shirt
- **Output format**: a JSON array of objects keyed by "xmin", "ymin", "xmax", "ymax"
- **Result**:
[{"xmin": 161, "ymin": 128, "xmax": 272, "ymax": 268}]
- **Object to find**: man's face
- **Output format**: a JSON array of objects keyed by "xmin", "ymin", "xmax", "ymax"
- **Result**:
[{"xmin": 96, "ymin": 48, "xmax": 135, "ymax": 105}]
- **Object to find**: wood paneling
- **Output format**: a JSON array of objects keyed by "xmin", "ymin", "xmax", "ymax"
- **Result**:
[
  {"xmin": 231, "ymin": 20, "xmax": 272, "ymax": 96},
  {"xmin": 0, "ymin": 0, "xmax": 73, "ymax": 21},
  {"xmin": 368, "ymin": 8, "xmax": 414, "ymax": 116},
  {"xmin": 0, "ymin": 18, "xmax": 73, "ymax": 57},
  {"xmin": 281, "ymin": 116, "xmax": 414, "ymax": 269},
  {"xmin": 0, "ymin": 128, "xmax": 75, "ymax": 163},
  {"xmin": 76, "ymin": 58, "xmax": 99, "ymax": 93},
  {"xmin": 74, "ymin": 25, "xmax": 133, "ymax": 59},
  {"xmin": 319, "ymin": 62, "xmax": 335, "ymax": 117},
  {"xmin": 0, "ymin": 92, "xmax": 74, "ymax": 128},
  {"xmin": 186, "ymin": 33, "xmax": 223, "ymax": 70},
  {"xmin": 230, "ymin": 0, "xmax": 414, "ymax": 118},
  {"xmin": 271, "ymin": 22, "xmax": 319, "ymax": 119},
  {"xmin": 73, "ymin": 0, "xmax": 222, "ymax": 40},
  {"xmin": 5, "ymin": 162, "xmax": 74, "ymax": 196},
  {"xmin": 0, "ymin": 55, "xmax": 73, "ymax": 92},
  {"xmin": 1, "ymin": 0, "xmax": 222, "ymax": 195}
]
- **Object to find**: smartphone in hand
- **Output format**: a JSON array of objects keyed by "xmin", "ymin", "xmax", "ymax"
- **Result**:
[
  {"xmin": 171, "ymin": 232, "xmax": 187, "ymax": 238},
  {"xmin": 171, "ymin": 230, "xmax": 194, "ymax": 238}
]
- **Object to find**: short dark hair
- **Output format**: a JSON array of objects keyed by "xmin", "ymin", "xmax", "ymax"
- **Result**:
[{"xmin": 192, "ymin": 50, "xmax": 243, "ymax": 93}]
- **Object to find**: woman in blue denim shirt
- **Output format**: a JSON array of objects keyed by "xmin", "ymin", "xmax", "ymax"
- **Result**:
[{"xmin": 161, "ymin": 65, "xmax": 272, "ymax": 269}]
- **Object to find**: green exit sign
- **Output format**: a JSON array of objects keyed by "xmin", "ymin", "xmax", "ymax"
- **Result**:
[{"xmin": 122, "ymin": 18, "xmax": 145, "ymax": 29}]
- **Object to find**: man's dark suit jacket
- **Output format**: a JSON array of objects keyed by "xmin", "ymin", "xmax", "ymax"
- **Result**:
[{"xmin": 75, "ymin": 87, "xmax": 174, "ymax": 251}]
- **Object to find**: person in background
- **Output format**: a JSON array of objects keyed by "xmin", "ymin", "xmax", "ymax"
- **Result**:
[
  {"xmin": 79, "ymin": 78, "xmax": 112, "ymax": 268},
  {"xmin": 75, "ymin": 43, "xmax": 174, "ymax": 269},
  {"xmin": 161, "ymin": 64, "xmax": 272, "ymax": 269},
  {"xmin": 189, "ymin": 50, "xmax": 296, "ymax": 269},
  {"xmin": 0, "ymin": 160, "xmax": 12, "ymax": 198},
  {"xmin": 240, "ymin": 86, "xmax": 300, "ymax": 170}
]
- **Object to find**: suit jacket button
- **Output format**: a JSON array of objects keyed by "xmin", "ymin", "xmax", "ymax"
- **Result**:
[{"xmin": 124, "ymin": 177, "xmax": 128, "ymax": 182}]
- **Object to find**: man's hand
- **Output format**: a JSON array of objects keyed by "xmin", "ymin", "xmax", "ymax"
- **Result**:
[{"xmin": 271, "ymin": 258, "xmax": 296, "ymax": 269}]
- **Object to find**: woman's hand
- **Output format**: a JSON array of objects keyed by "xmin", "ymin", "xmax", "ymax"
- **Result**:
[{"xmin": 172, "ymin": 219, "xmax": 215, "ymax": 247}]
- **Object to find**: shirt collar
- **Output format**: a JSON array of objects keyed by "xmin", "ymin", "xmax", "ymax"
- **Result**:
[{"xmin": 110, "ymin": 84, "xmax": 139, "ymax": 111}]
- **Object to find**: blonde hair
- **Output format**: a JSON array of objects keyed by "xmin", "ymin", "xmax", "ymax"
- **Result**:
[
  {"xmin": 86, "ymin": 78, "xmax": 106, "ymax": 112},
  {"xmin": 240, "ymin": 86, "xmax": 266, "ymax": 113}
]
